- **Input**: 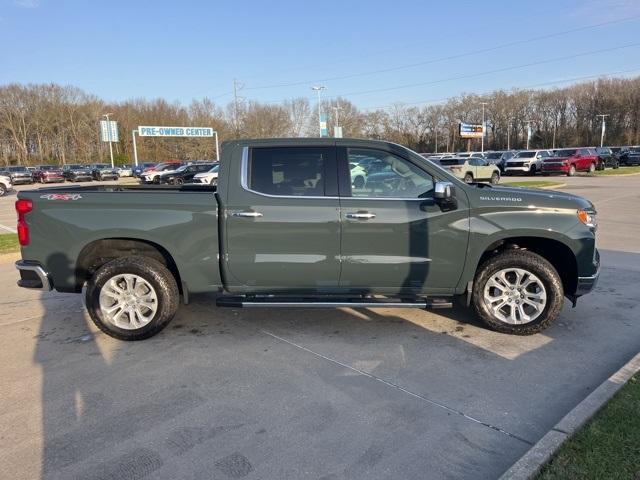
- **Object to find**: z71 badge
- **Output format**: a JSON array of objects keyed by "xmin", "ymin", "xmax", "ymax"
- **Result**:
[{"xmin": 40, "ymin": 193, "xmax": 82, "ymax": 201}]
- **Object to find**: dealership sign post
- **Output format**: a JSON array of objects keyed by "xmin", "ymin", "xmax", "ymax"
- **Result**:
[
  {"xmin": 459, "ymin": 122, "xmax": 485, "ymax": 152},
  {"xmin": 132, "ymin": 126, "xmax": 219, "ymax": 167}
]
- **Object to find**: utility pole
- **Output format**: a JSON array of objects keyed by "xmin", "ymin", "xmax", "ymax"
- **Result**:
[
  {"xmin": 102, "ymin": 113, "xmax": 114, "ymax": 168},
  {"xmin": 597, "ymin": 114, "xmax": 609, "ymax": 147},
  {"xmin": 233, "ymin": 79, "xmax": 244, "ymax": 138},
  {"xmin": 507, "ymin": 119, "xmax": 511, "ymax": 150},
  {"xmin": 480, "ymin": 102, "xmax": 488, "ymax": 152},
  {"xmin": 311, "ymin": 86, "xmax": 326, "ymax": 137}
]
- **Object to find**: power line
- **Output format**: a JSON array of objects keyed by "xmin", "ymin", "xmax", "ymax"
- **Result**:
[
  {"xmin": 243, "ymin": 15, "xmax": 640, "ymax": 91},
  {"xmin": 359, "ymin": 67, "xmax": 640, "ymax": 112},
  {"xmin": 316, "ymin": 41, "xmax": 640, "ymax": 100}
]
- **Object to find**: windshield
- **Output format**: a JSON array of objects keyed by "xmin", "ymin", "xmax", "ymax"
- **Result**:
[
  {"xmin": 93, "ymin": 164, "xmax": 109, "ymax": 168},
  {"xmin": 555, "ymin": 149, "xmax": 576, "ymax": 157},
  {"xmin": 439, "ymin": 158, "xmax": 465, "ymax": 166},
  {"xmin": 9, "ymin": 166, "xmax": 28, "ymax": 172},
  {"xmin": 39, "ymin": 165, "xmax": 56, "ymax": 171},
  {"xmin": 208, "ymin": 164, "xmax": 219, "ymax": 172},
  {"xmin": 484, "ymin": 152, "xmax": 501, "ymax": 159},
  {"xmin": 514, "ymin": 151, "xmax": 535, "ymax": 158},
  {"xmin": 69, "ymin": 165, "xmax": 85, "ymax": 170}
]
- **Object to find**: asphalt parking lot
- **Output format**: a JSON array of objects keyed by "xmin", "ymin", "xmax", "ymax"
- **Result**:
[{"xmin": 1, "ymin": 174, "xmax": 639, "ymax": 479}]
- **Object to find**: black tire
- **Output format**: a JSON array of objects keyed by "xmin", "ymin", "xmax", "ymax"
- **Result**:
[
  {"xmin": 0, "ymin": 184, "xmax": 6, "ymax": 197},
  {"xmin": 472, "ymin": 250, "xmax": 564, "ymax": 335},
  {"xmin": 85, "ymin": 256, "xmax": 179, "ymax": 341},
  {"xmin": 490, "ymin": 172, "xmax": 500, "ymax": 184},
  {"xmin": 529, "ymin": 165, "xmax": 537, "ymax": 175},
  {"xmin": 613, "ymin": 161, "xmax": 619, "ymax": 169},
  {"xmin": 463, "ymin": 173, "xmax": 474, "ymax": 183},
  {"xmin": 174, "ymin": 178, "xmax": 184, "ymax": 185},
  {"xmin": 588, "ymin": 163, "xmax": 596, "ymax": 174},
  {"xmin": 567, "ymin": 165, "xmax": 576, "ymax": 177}
]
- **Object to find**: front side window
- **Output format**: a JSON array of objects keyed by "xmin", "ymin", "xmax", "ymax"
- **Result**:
[
  {"xmin": 347, "ymin": 148, "xmax": 434, "ymax": 198},
  {"xmin": 249, "ymin": 147, "xmax": 326, "ymax": 197}
]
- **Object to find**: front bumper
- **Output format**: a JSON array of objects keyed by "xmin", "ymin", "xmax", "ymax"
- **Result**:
[
  {"xmin": 541, "ymin": 162, "xmax": 569, "ymax": 173},
  {"xmin": 70, "ymin": 174, "xmax": 93, "ymax": 181},
  {"xmin": 575, "ymin": 249, "xmax": 600, "ymax": 296},
  {"xmin": 15, "ymin": 261, "xmax": 52, "ymax": 291},
  {"xmin": 42, "ymin": 175, "xmax": 64, "ymax": 183},
  {"xmin": 11, "ymin": 177, "xmax": 33, "ymax": 184},
  {"xmin": 505, "ymin": 166, "xmax": 532, "ymax": 174}
]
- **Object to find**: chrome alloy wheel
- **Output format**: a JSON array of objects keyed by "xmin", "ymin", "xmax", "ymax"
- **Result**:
[
  {"xmin": 483, "ymin": 268, "xmax": 547, "ymax": 325},
  {"xmin": 99, "ymin": 274, "xmax": 158, "ymax": 330}
]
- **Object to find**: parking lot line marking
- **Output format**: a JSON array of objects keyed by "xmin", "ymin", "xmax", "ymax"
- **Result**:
[
  {"xmin": 0, "ymin": 223, "xmax": 16, "ymax": 233},
  {"xmin": 261, "ymin": 329, "xmax": 533, "ymax": 446}
]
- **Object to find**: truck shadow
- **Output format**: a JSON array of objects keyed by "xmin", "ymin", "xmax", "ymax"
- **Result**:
[{"xmin": 32, "ymin": 249, "xmax": 640, "ymax": 479}]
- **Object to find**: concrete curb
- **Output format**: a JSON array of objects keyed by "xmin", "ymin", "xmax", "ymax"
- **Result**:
[{"xmin": 499, "ymin": 351, "xmax": 640, "ymax": 480}]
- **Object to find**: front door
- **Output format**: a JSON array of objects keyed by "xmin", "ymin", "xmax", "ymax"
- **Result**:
[
  {"xmin": 224, "ymin": 145, "xmax": 341, "ymax": 292},
  {"xmin": 338, "ymin": 146, "xmax": 470, "ymax": 295}
]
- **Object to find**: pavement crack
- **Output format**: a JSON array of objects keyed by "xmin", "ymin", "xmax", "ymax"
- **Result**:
[{"xmin": 261, "ymin": 329, "xmax": 534, "ymax": 446}]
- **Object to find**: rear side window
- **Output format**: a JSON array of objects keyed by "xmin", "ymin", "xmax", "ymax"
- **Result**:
[{"xmin": 249, "ymin": 147, "xmax": 327, "ymax": 197}]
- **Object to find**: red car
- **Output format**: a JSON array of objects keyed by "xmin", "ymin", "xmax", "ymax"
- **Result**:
[
  {"xmin": 33, "ymin": 165, "xmax": 65, "ymax": 183},
  {"xmin": 541, "ymin": 148, "xmax": 599, "ymax": 176}
]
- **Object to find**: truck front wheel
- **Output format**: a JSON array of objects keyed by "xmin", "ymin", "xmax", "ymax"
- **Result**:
[
  {"xmin": 85, "ymin": 256, "xmax": 179, "ymax": 341},
  {"xmin": 472, "ymin": 250, "xmax": 563, "ymax": 335}
]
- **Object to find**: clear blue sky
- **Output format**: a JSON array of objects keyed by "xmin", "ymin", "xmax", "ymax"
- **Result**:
[{"xmin": 2, "ymin": 0, "xmax": 640, "ymax": 110}]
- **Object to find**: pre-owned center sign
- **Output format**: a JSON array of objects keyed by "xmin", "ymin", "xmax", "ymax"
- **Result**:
[
  {"xmin": 132, "ymin": 125, "xmax": 219, "ymax": 166},
  {"xmin": 138, "ymin": 126, "xmax": 214, "ymax": 137}
]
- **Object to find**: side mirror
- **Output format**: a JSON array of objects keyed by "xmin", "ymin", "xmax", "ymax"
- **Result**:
[
  {"xmin": 434, "ymin": 181, "xmax": 455, "ymax": 200},
  {"xmin": 434, "ymin": 181, "xmax": 457, "ymax": 211}
]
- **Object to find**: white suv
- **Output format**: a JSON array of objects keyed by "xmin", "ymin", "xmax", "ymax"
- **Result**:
[
  {"xmin": 0, "ymin": 174, "xmax": 12, "ymax": 197},
  {"xmin": 193, "ymin": 164, "xmax": 220, "ymax": 185},
  {"xmin": 504, "ymin": 150, "xmax": 551, "ymax": 175}
]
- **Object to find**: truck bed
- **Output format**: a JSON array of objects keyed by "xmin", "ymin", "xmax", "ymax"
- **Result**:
[{"xmin": 18, "ymin": 184, "xmax": 221, "ymax": 294}]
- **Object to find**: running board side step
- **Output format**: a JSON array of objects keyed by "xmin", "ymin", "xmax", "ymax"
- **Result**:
[{"xmin": 216, "ymin": 296, "xmax": 453, "ymax": 309}]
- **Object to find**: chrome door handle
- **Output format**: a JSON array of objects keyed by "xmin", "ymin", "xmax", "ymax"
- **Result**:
[
  {"xmin": 232, "ymin": 211, "xmax": 263, "ymax": 218},
  {"xmin": 346, "ymin": 212, "xmax": 376, "ymax": 220}
]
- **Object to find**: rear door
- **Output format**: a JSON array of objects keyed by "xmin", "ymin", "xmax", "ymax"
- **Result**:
[
  {"xmin": 338, "ymin": 146, "xmax": 469, "ymax": 294},
  {"xmin": 223, "ymin": 145, "xmax": 341, "ymax": 291}
]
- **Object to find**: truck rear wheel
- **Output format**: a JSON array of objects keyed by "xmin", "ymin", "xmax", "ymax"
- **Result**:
[
  {"xmin": 472, "ymin": 250, "xmax": 563, "ymax": 335},
  {"xmin": 85, "ymin": 256, "xmax": 179, "ymax": 341}
]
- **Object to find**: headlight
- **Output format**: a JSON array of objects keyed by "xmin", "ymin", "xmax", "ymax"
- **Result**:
[{"xmin": 577, "ymin": 209, "xmax": 597, "ymax": 229}]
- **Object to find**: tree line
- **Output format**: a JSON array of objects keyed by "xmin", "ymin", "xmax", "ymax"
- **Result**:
[{"xmin": 1, "ymin": 75, "xmax": 640, "ymax": 166}]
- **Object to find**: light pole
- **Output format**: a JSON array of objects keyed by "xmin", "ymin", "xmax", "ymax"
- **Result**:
[
  {"xmin": 102, "ymin": 113, "xmax": 114, "ymax": 168},
  {"xmin": 332, "ymin": 104, "xmax": 343, "ymax": 137},
  {"xmin": 525, "ymin": 120, "xmax": 533, "ymax": 150},
  {"xmin": 311, "ymin": 86, "xmax": 326, "ymax": 137},
  {"xmin": 597, "ymin": 114, "xmax": 609, "ymax": 147},
  {"xmin": 480, "ymin": 102, "xmax": 488, "ymax": 152}
]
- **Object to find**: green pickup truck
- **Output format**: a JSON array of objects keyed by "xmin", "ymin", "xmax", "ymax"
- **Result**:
[{"xmin": 14, "ymin": 138, "xmax": 600, "ymax": 340}]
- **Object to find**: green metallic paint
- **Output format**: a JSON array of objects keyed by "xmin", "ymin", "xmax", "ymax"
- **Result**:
[{"xmin": 17, "ymin": 138, "xmax": 598, "ymax": 300}]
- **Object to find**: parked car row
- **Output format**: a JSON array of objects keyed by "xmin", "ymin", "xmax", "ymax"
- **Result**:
[
  {"xmin": 422, "ymin": 144, "xmax": 638, "ymax": 178},
  {"xmin": 138, "ymin": 161, "xmax": 218, "ymax": 185}
]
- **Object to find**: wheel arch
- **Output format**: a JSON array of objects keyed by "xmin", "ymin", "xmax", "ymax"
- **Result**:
[
  {"xmin": 75, "ymin": 238, "xmax": 182, "ymax": 293},
  {"xmin": 475, "ymin": 236, "xmax": 577, "ymax": 296}
]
